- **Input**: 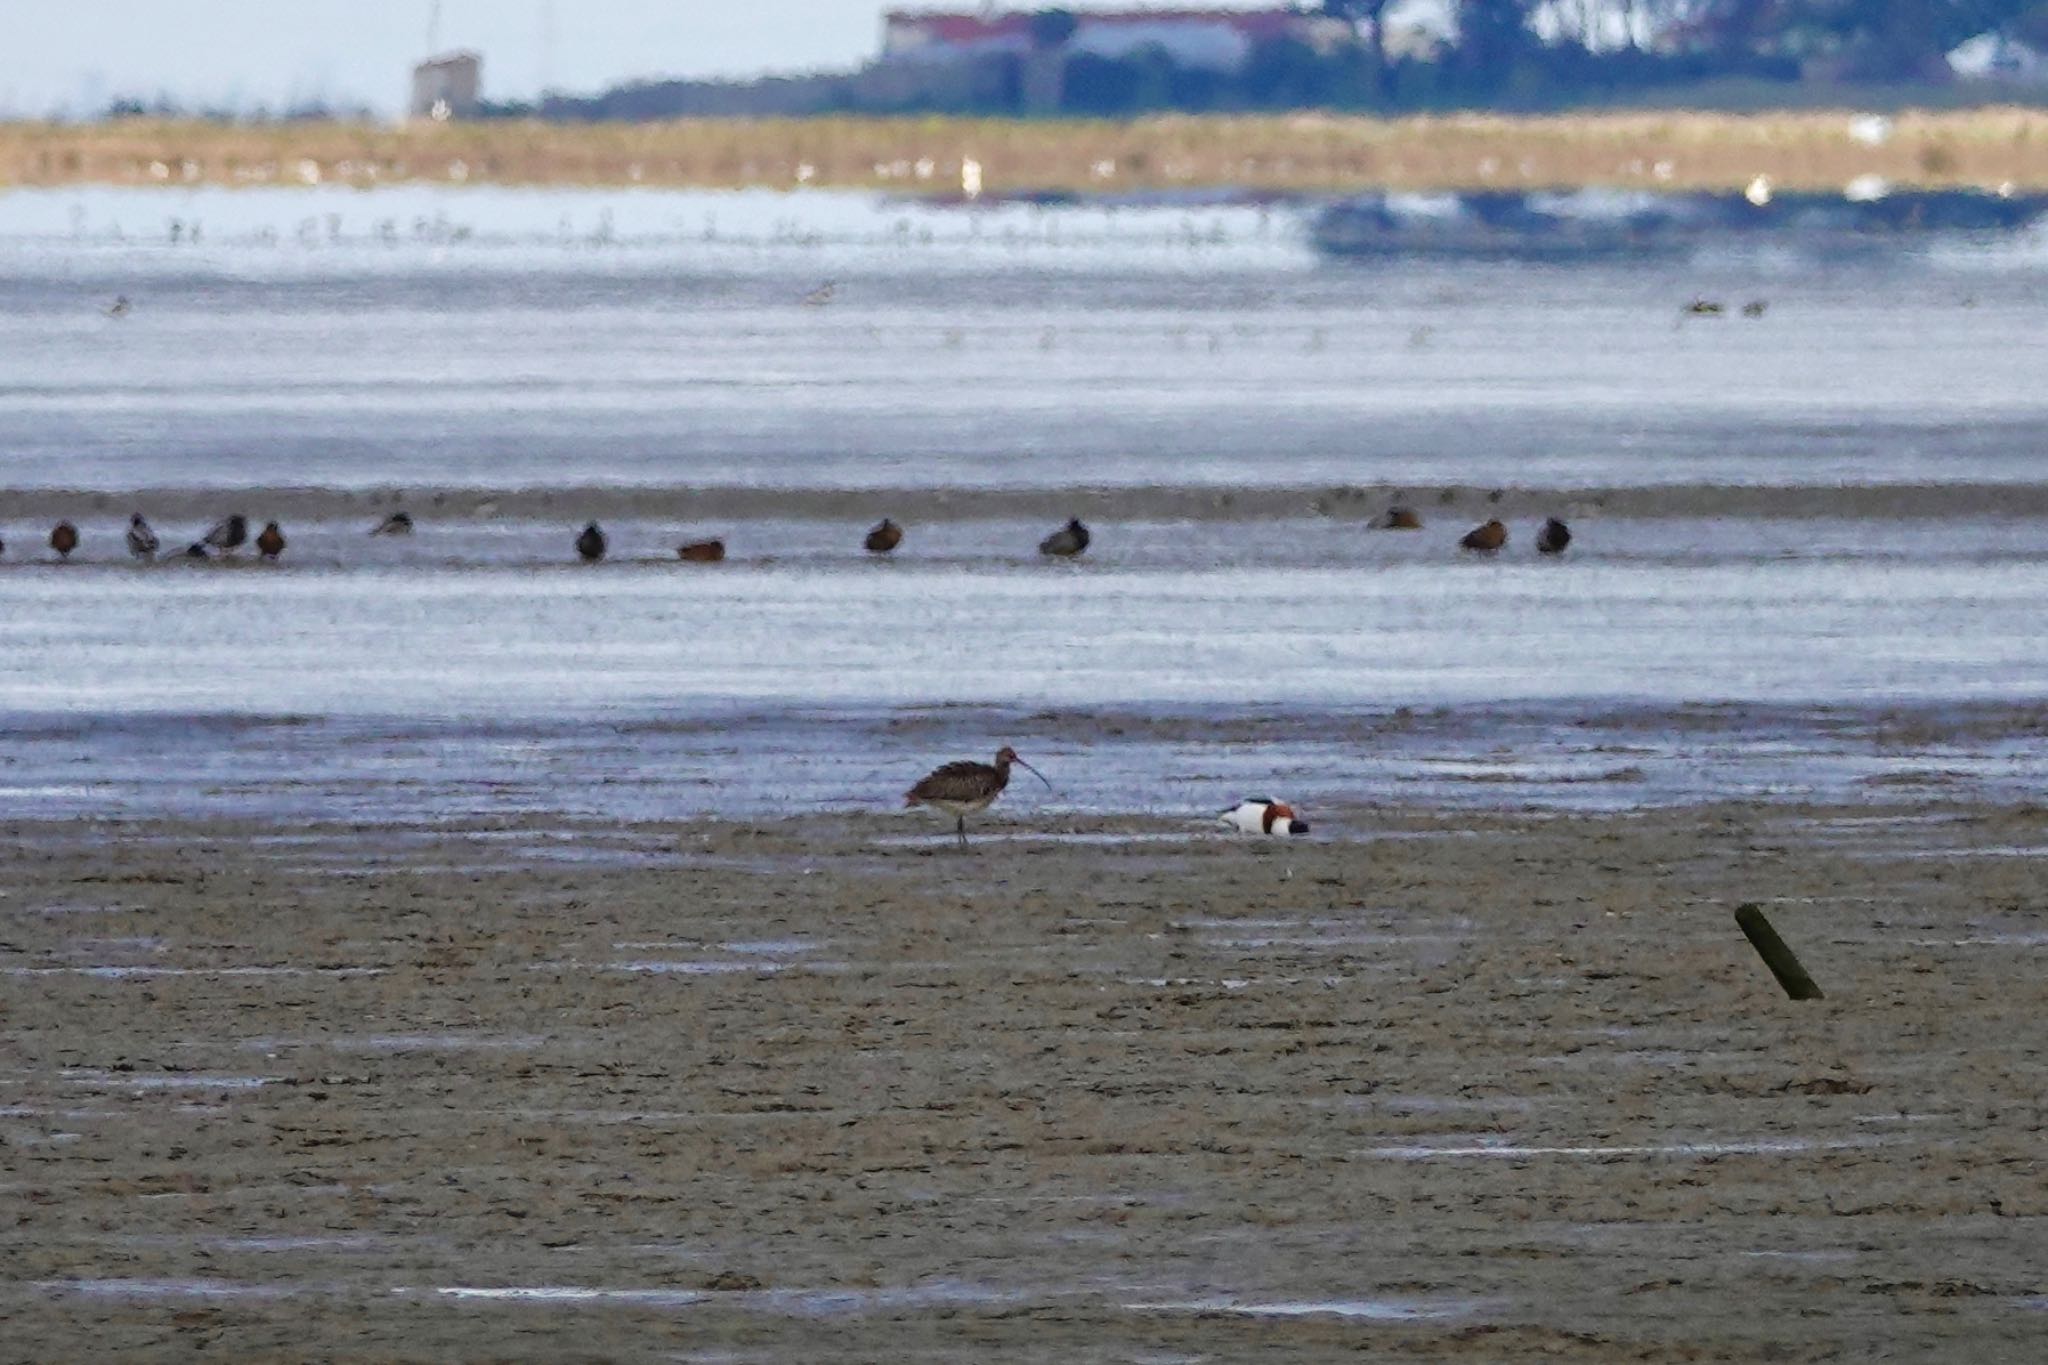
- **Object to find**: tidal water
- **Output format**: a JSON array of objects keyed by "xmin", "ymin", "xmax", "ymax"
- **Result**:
[{"xmin": 4, "ymin": 185, "xmax": 2047, "ymax": 825}]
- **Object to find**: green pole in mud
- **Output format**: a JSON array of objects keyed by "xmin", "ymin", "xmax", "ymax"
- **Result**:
[{"xmin": 1734, "ymin": 903, "xmax": 1824, "ymax": 1001}]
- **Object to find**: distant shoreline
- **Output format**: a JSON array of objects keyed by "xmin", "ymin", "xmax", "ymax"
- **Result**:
[{"xmin": 5, "ymin": 109, "xmax": 2048, "ymax": 194}]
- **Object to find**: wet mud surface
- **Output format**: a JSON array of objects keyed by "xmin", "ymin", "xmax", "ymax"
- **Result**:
[{"xmin": 4, "ymin": 803, "xmax": 2047, "ymax": 1359}]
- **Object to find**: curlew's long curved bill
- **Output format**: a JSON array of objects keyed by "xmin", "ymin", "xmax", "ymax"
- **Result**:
[{"xmin": 1015, "ymin": 758, "xmax": 1053, "ymax": 791}]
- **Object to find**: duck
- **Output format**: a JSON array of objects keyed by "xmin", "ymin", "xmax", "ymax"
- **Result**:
[
  {"xmin": 864, "ymin": 518, "xmax": 903, "ymax": 554},
  {"xmin": 1039, "ymin": 518, "xmax": 1090, "ymax": 558},
  {"xmin": 49, "ymin": 521, "xmax": 79, "ymax": 560},
  {"xmin": 1219, "ymin": 798, "xmax": 1310, "ymax": 837},
  {"xmin": 1459, "ymin": 520, "xmax": 1507, "ymax": 552},
  {"xmin": 202, "ymin": 513, "xmax": 248, "ymax": 554},
  {"xmin": 576, "ymin": 523, "xmax": 606, "ymax": 563},
  {"xmin": 256, "ymin": 521, "xmax": 286, "ymax": 560},
  {"xmin": 126, "ymin": 513, "xmax": 159, "ymax": 559},
  {"xmin": 677, "ymin": 539, "xmax": 726, "ymax": 563},
  {"xmin": 1536, "ymin": 518, "xmax": 1572, "ymax": 555}
]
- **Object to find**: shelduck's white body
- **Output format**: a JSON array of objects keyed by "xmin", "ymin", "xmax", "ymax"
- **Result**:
[{"xmin": 1219, "ymin": 799, "xmax": 1310, "ymax": 837}]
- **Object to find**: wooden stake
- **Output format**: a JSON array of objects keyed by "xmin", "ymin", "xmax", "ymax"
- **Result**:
[{"xmin": 1734, "ymin": 903, "xmax": 1824, "ymax": 1001}]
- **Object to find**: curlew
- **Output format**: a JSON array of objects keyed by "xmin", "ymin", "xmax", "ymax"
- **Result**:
[
  {"xmin": 677, "ymin": 538, "xmax": 726, "ymax": 563},
  {"xmin": 1039, "ymin": 518, "xmax": 1090, "ymax": 558},
  {"xmin": 1536, "ymin": 518, "xmax": 1572, "ymax": 555},
  {"xmin": 1373, "ymin": 505, "xmax": 1422, "ymax": 531},
  {"xmin": 256, "ymin": 521, "xmax": 286, "ymax": 560},
  {"xmin": 576, "ymin": 522, "xmax": 607, "ymax": 563},
  {"xmin": 370, "ymin": 511, "xmax": 414, "ymax": 535},
  {"xmin": 50, "ymin": 522, "xmax": 79, "ymax": 560},
  {"xmin": 126, "ymin": 513, "xmax": 159, "ymax": 559},
  {"xmin": 1219, "ymin": 798, "xmax": 1310, "ymax": 837},
  {"xmin": 904, "ymin": 746, "xmax": 1051, "ymax": 848},
  {"xmin": 202, "ymin": 513, "xmax": 249, "ymax": 554},
  {"xmin": 864, "ymin": 518, "xmax": 903, "ymax": 554},
  {"xmin": 1459, "ymin": 520, "xmax": 1507, "ymax": 552}
]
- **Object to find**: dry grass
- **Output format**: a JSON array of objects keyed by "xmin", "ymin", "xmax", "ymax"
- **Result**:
[{"xmin": 3, "ymin": 110, "xmax": 2046, "ymax": 194}]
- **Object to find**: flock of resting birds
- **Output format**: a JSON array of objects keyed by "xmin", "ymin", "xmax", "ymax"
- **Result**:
[
  {"xmin": 3, "ymin": 501, "xmax": 1569, "ymax": 846},
  {"xmin": 1, "ymin": 507, "xmax": 1568, "ymax": 563},
  {"xmin": 2, "ymin": 511, "xmax": 291, "ymax": 563}
]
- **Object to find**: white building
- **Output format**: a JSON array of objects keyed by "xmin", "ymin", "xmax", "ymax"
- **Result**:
[{"xmin": 410, "ymin": 51, "xmax": 482, "ymax": 121}]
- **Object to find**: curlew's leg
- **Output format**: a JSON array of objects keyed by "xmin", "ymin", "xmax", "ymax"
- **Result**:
[{"xmin": 956, "ymin": 815, "xmax": 968, "ymax": 850}]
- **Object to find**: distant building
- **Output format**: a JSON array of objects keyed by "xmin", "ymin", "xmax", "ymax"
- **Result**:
[
  {"xmin": 410, "ymin": 51, "xmax": 482, "ymax": 121},
  {"xmin": 880, "ymin": 8, "xmax": 1351, "ymax": 74}
]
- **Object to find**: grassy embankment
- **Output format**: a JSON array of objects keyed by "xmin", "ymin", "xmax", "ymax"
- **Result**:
[{"xmin": 3, "ymin": 109, "xmax": 2047, "ymax": 194}]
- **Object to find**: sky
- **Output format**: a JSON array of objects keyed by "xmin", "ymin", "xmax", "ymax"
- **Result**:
[{"xmin": 0, "ymin": 0, "xmax": 1281, "ymax": 117}]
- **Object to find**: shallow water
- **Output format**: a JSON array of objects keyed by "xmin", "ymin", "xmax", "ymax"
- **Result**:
[{"xmin": 4, "ymin": 185, "xmax": 2048, "ymax": 823}]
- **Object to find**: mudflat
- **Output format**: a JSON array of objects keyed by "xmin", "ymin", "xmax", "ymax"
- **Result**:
[{"xmin": 4, "ymin": 800, "xmax": 2046, "ymax": 1360}]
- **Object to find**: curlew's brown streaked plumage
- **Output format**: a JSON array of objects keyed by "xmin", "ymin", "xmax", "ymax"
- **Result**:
[
  {"xmin": 864, "ymin": 518, "xmax": 903, "ymax": 554},
  {"xmin": 677, "ymin": 539, "xmax": 726, "ymax": 563},
  {"xmin": 576, "ymin": 523, "xmax": 607, "ymax": 563},
  {"xmin": 49, "ymin": 522, "xmax": 79, "ymax": 560},
  {"xmin": 256, "ymin": 521, "xmax": 286, "ymax": 560},
  {"xmin": 1537, "ymin": 517, "xmax": 1572, "ymax": 555},
  {"xmin": 904, "ymin": 746, "xmax": 1051, "ymax": 848},
  {"xmin": 1039, "ymin": 518, "xmax": 1090, "ymax": 558},
  {"xmin": 1459, "ymin": 520, "xmax": 1507, "ymax": 553}
]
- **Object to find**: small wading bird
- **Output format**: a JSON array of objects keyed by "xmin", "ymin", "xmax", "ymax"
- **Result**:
[
  {"xmin": 1373, "ymin": 505, "xmax": 1422, "ymax": 530},
  {"xmin": 126, "ymin": 513, "xmax": 159, "ymax": 559},
  {"xmin": 864, "ymin": 518, "xmax": 903, "ymax": 554},
  {"xmin": 677, "ymin": 538, "xmax": 725, "ymax": 563},
  {"xmin": 1039, "ymin": 518, "xmax": 1090, "ymax": 558},
  {"xmin": 1537, "ymin": 517, "xmax": 1572, "ymax": 555},
  {"xmin": 370, "ymin": 511, "xmax": 414, "ymax": 535},
  {"xmin": 1685, "ymin": 297, "xmax": 1724, "ymax": 316},
  {"xmin": 904, "ymin": 746, "xmax": 1051, "ymax": 849},
  {"xmin": 203, "ymin": 513, "xmax": 248, "ymax": 554},
  {"xmin": 576, "ymin": 522, "xmax": 606, "ymax": 563},
  {"xmin": 256, "ymin": 521, "xmax": 286, "ymax": 560},
  {"xmin": 1219, "ymin": 798, "xmax": 1310, "ymax": 837},
  {"xmin": 1460, "ymin": 519, "xmax": 1507, "ymax": 552},
  {"xmin": 50, "ymin": 522, "xmax": 79, "ymax": 560}
]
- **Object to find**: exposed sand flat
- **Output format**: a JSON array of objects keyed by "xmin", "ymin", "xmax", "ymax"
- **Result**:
[
  {"xmin": 4, "ymin": 801, "xmax": 2046, "ymax": 1358},
  {"xmin": 15, "ymin": 479, "xmax": 2048, "ymax": 526}
]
